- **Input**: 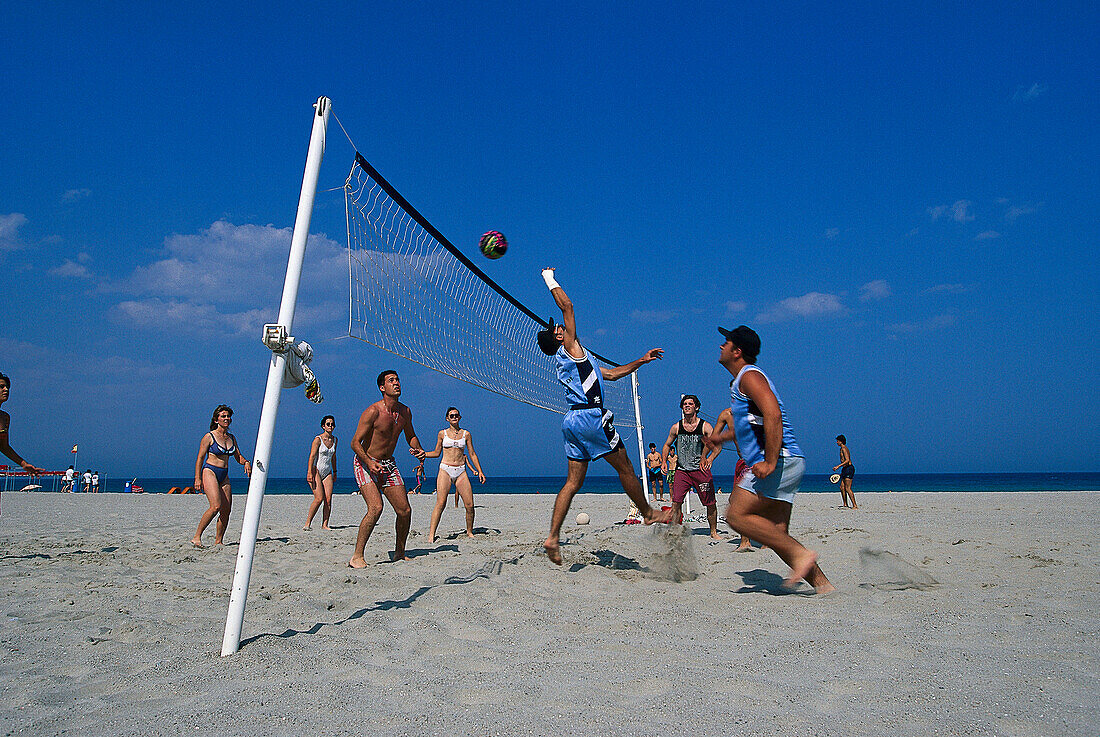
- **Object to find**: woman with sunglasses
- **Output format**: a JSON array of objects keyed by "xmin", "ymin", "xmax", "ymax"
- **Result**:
[{"xmin": 423, "ymin": 407, "xmax": 485, "ymax": 542}]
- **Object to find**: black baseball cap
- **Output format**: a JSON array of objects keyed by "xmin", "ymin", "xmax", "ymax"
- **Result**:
[{"xmin": 718, "ymin": 325, "xmax": 760, "ymax": 359}]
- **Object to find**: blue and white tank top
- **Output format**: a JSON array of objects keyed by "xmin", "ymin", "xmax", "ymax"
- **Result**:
[
  {"xmin": 555, "ymin": 346, "xmax": 606, "ymax": 409},
  {"xmin": 730, "ymin": 365, "xmax": 802, "ymax": 465}
]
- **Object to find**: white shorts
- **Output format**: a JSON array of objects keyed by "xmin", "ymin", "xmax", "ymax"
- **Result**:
[
  {"xmin": 440, "ymin": 462, "xmax": 467, "ymax": 481},
  {"xmin": 738, "ymin": 455, "xmax": 804, "ymax": 505}
]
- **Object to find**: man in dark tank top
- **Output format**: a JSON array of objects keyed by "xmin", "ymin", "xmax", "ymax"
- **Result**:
[{"xmin": 660, "ymin": 394, "xmax": 723, "ymax": 539}]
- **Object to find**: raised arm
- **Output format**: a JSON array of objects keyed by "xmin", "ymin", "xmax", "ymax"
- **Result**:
[
  {"xmin": 422, "ymin": 430, "xmax": 445, "ymax": 459},
  {"xmin": 600, "ymin": 348, "xmax": 664, "ymax": 382},
  {"xmin": 464, "ymin": 431, "xmax": 486, "ymax": 483},
  {"xmin": 542, "ymin": 268, "xmax": 580, "ymax": 356}
]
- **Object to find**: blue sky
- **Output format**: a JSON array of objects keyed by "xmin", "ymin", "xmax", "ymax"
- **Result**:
[{"xmin": 1, "ymin": 2, "xmax": 1096, "ymax": 481}]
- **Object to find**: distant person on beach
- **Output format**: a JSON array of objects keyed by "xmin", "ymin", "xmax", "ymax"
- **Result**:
[
  {"xmin": 0, "ymin": 372, "xmax": 45, "ymax": 514},
  {"xmin": 645, "ymin": 443, "xmax": 666, "ymax": 500},
  {"xmin": 348, "ymin": 370, "xmax": 427, "ymax": 567},
  {"xmin": 536, "ymin": 267, "xmax": 672, "ymax": 564},
  {"xmin": 91, "ymin": 471, "xmax": 99, "ymax": 493},
  {"xmin": 665, "ymin": 449, "xmax": 677, "ymax": 487},
  {"xmin": 661, "ymin": 395, "xmax": 722, "ymax": 539},
  {"xmin": 423, "ymin": 406, "xmax": 486, "ymax": 543},
  {"xmin": 192, "ymin": 405, "xmax": 252, "ymax": 547},
  {"xmin": 833, "ymin": 435, "xmax": 858, "ymax": 509},
  {"xmin": 704, "ymin": 326, "xmax": 834, "ymax": 593},
  {"xmin": 303, "ymin": 415, "xmax": 338, "ymax": 530},
  {"xmin": 82, "ymin": 469, "xmax": 92, "ymax": 493},
  {"xmin": 62, "ymin": 465, "xmax": 75, "ymax": 493}
]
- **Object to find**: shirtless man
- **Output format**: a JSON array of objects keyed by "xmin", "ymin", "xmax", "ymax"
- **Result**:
[
  {"xmin": 348, "ymin": 370, "xmax": 427, "ymax": 567},
  {"xmin": 661, "ymin": 395, "xmax": 722, "ymax": 539},
  {"xmin": 0, "ymin": 373, "xmax": 45, "ymax": 515},
  {"xmin": 645, "ymin": 443, "xmax": 666, "ymax": 501},
  {"xmin": 536, "ymin": 268, "xmax": 672, "ymax": 564},
  {"xmin": 704, "ymin": 326, "xmax": 834, "ymax": 593}
]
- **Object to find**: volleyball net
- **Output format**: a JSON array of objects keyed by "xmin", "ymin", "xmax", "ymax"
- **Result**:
[{"xmin": 343, "ymin": 153, "xmax": 640, "ymax": 429}]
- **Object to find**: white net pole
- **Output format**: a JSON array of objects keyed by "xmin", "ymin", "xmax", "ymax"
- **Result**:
[
  {"xmin": 631, "ymin": 373, "xmax": 650, "ymax": 504},
  {"xmin": 221, "ymin": 96, "xmax": 330, "ymax": 657}
]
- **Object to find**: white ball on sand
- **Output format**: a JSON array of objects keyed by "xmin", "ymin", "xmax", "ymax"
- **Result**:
[{"xmin": 576, "ymin": 512, "xmax": 590, "ymax": 525}]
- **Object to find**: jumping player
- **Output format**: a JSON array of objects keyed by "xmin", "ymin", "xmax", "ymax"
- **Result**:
[
  {"xmin": 704, "ymin": 326, "xmax": 834, "ymax": 592},
  {"xmin": 349, "ymin": 370, "xmax": 427, "ymax": 567},
  {"xmin": 660, "ymin": 395, "xmax": 722, "ymax": 539},
  {"xmin": 536, "ymin": 268, "xmax": 672, "ymax": 564}
]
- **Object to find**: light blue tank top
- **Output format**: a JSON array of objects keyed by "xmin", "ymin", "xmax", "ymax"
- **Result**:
[
  {"xmin": 555, "ymin": 346, "xmax": 606, "ymax": 408},
  {"xmin": 730, "ymin": 365, "xmax": 802, "ymax": 465}
]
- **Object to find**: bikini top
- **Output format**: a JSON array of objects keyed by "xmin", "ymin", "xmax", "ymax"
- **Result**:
[
  {"xmin": 208, "ymin": 432, "xmax": 237, "ymax": 456},
  {"xmin": 442, "ymin": 430, "xmax": 467, "ymax": 449}
]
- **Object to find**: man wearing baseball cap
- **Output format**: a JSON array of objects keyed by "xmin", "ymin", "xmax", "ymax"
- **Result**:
[{"xmin": 704, "ymin": 326, "xmax": 835, "ymax": 593}]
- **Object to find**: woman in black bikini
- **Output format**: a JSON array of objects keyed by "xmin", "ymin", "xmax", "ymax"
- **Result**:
[{"xmin": 192, "ymin": 405, "xmax": 252, "ymax": 546}]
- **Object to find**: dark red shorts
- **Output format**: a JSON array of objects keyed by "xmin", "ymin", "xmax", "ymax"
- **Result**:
[{"xmin": 671, "ymin": 468, "xmax": 715, "ymax": 506}]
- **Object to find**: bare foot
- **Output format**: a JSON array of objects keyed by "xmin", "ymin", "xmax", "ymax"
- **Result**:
[
  {"xmin": 389, "ymin": 551, "xmax": 410, "ymax": 562},
  {"xmin": 348, "ymin": 556, "xmax": 368, "ymax": 568},
  {"xmin": 710, "ymin": 532, "xmax": 723, "ymax": 541},
  {"xmin": 214, "ymin": 539, "xmax": 224, "ymax": 546},
  {"xmin": 783, "ymin": 550, "xmax": 819, "ymax": 590},
  {"xmin": 544, "ymin": 538, "xmax": 562, "ymax": 565},
  {"xmin": 642, "ymin": 507, "xmax": 673, "ymax": 525},
  {"xmin": 735, "ymin": 543, "xmax": 753, "ymax": 552},
  {"xmin": 321, "ymin": 524, "xmax": 331, "ymax": 530},
  {"xmin": 466, "ymin": 531, "xmax": 475, "ymax": 538},
  {"xmin": 302, "ymin": 525, "xmax": 311, "ymax": 531},
  {"xmin": 191, "ymin": 538, "xmax": 204, "ymax": 548},
  {"xmin": 852, "ymin": 504, "xmax": 860, "ymax": 510},
  {"xmin": 428, "ymin": 535, "xmax": 438, "ymax": 544},
  {"xmin": 814, "ymin": 580, "xmax": 838, "ymax": 594}
]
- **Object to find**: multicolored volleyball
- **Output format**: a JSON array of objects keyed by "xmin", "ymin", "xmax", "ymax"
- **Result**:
[{"xmin": 479, "ymin": 230, "xmax": 508, "ymax": 259}]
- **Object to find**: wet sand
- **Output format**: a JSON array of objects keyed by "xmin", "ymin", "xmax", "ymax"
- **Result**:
[{"xmin": 1, "ymin": 490, "xmax": 1097, "ymax": 736}]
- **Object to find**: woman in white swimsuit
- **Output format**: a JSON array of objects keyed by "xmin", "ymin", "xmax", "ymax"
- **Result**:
[
  {"xmin": 424, "ymin": 407, "xmax": 485, "ymax": 542},
  {"xmin": 304, "ymin": 415, "xmax": 338, "ymax": 530}
]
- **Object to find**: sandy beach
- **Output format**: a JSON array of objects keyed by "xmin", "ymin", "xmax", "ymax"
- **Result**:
[{"xmin": 1, "ymin": 490, "xmax": 1097, "ymax": 736}]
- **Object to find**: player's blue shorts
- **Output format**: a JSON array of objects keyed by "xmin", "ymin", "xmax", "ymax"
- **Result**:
[{"xmin": 562, "ymin": 407, "xmax": 622, "ymax": 461}]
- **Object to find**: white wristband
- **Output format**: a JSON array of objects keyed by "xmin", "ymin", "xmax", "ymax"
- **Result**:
[{"xmin": 542, "ymin": 269, "xmax": 560, "ymax": 291}]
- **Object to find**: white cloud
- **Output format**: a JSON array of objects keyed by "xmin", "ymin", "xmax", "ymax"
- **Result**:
[
  {"xmin": 49, "ymin": 259, "xmax": 93, "ymax": 278},
  {"xmin": 1013, "ymin": 83, "xmax": 1047, "ymax": 102},
  {"xmin": 1005, "ymin": 203, "xmax": 1039, "ymax": 222},
  {"xmin": 925, "ymin": 283, "xmax": 969, "ymax": 294},
  {"xmin": 630, "ymin": 309, "xmax": 674, "ymax": 324},
  {"xmin": 112, "ymin": 298, "xmax": 268, "ymax": 337},
  {"xmin": 974, "ymin": 231, "xmax": 1001, "ymax": 240},
  {"xmin": 825, "ymin": 227, "xmax": 840, "ymax": 240},
  {"xmin": 951, "ymin": 200, "xmax": 974, "ymax": 223},
  {"xmin": 859, "ymin": 280, "xmax": 892, "ymax": 301},
  {"xmin": 0, "ymin": 213, "xmax": 28, "ymax": 252},
  {"xmin": 111, "ymin": 220, "xmax": 347, "ymax": 335},
  {"xmin": 927, "ymin": 205, "xmax": 948, "ymax": 221},
  {"xmin": 62, "ymin": 188, "xmax": 92, "ymax": 203},
  {"xmin": 887, "ymin": 313, "xmax": 956, "ymax": 333},
  {"xmin": 756, "ymin": 292, "xmax": 845, "ymax": 323},
  {"xmin": 724, "ymin": 301, "xmax": 746, "ymax": 316}
]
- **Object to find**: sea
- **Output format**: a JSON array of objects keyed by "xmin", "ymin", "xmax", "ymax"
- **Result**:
[{"xmin": 79, "ymin": 472, "xmax": 1100, "ymax": 495}]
